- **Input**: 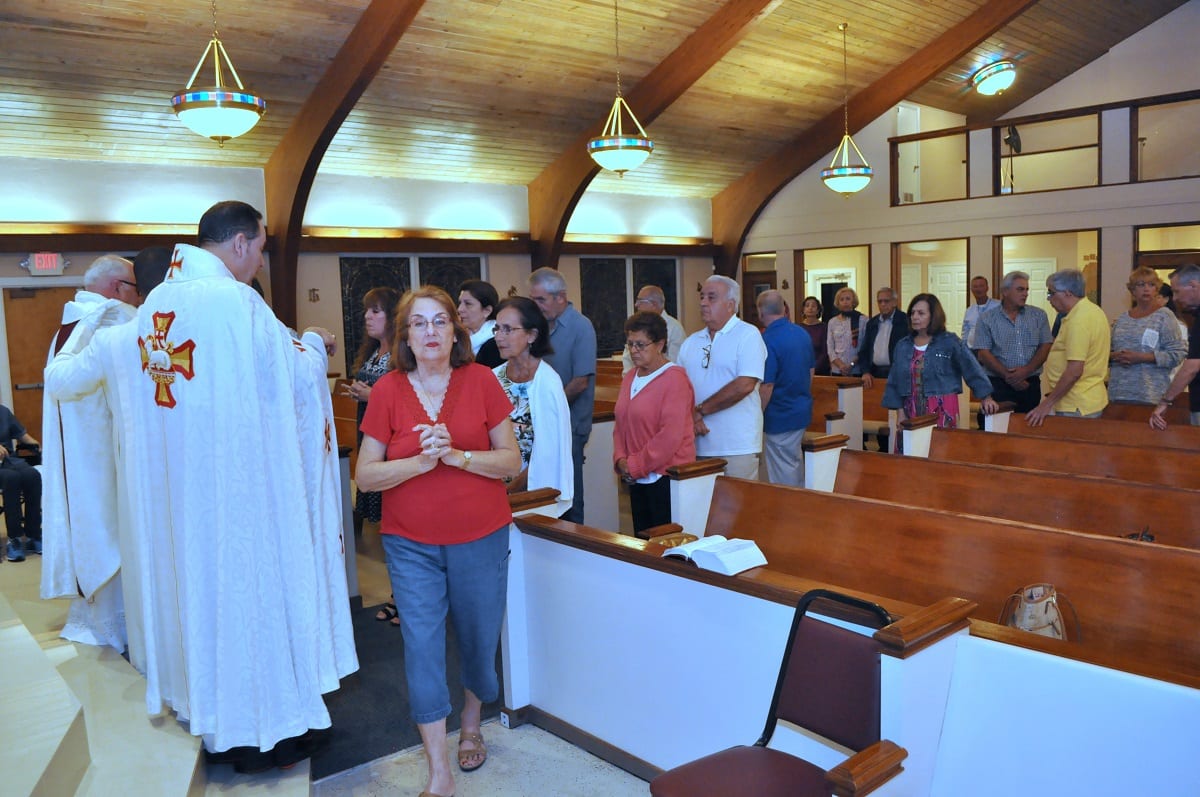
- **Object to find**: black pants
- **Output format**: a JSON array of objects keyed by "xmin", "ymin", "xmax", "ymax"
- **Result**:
[
  {"xmin": 0, "ymin": 457, "xmax": 41, "ymax": 541},
  {"xmin": 988, "ymin": 375, "xmax": 1042, "ymax": 414},
  {"xmin": 628, "ymin": 477, "xmax": 672, "ymax": 535}
]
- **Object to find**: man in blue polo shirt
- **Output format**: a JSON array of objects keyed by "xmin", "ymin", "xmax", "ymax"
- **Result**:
[
  {"xmin": 529, "ymin": 267, "xmax": 597, "ymax": 524},
  {"xmin": 756, "ymin": 290, "xmax": 815, "ymax": 486}
]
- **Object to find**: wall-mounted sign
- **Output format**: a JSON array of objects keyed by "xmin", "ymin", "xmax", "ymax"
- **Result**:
[{"xmin": 19, "ymin": 252, "xmax": 69, "ymax": 276}]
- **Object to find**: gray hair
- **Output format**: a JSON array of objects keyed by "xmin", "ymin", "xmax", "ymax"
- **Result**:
[
  {"xmin": 705, "ymin": 275, "xmax": 741, "ymax": 311},
  {"xmin": 83, "ymin": 255, "xmax": 133, "ymax": 291},
  {"xmin": 1170, "ymin": 263, "xmax": 1200, "ymax": 287},
  {"xmin": 876, "ymin": 286, "xmax": 896, "ymax": 301},
  {"xmin": 637, "ymin": 285, "xmax": 665, "ymax": 308},
  {"xmin": 1047, "ymin": 269, "xmax": 1086, "ymax": 298},
  {"xmin": 1000, "ymin": 270, "xmax": 1030, "ymax": 291},
  {"xmin": 529, "ymin": 266, "xmax": 567, "ymax": 295},
  {"xmin": 756, "ymin": 289, "xmax": 786, "ymax": 317}
]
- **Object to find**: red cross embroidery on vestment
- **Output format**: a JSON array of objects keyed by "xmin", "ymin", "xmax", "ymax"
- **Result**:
[
  {"xmin": 138, "ymin": 311, "xmax": 196, "ymax": 408},
  {"xmin": 324, "ymin": 418, "xmax": 332, "ymax": 454},
  {"xmin": 166, "ymin": 248, "xmax": 184, "ymax": 280}
]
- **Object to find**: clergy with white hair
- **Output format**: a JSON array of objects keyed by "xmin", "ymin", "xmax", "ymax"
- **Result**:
[{"xmin": 41, "ymin": 253, "xmax": 143, "ymax": 654}]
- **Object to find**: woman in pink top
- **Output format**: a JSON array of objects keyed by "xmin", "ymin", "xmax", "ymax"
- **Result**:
[{"xmin": 613, "ymin": 312, "xmax": 697, "ymax": 533}]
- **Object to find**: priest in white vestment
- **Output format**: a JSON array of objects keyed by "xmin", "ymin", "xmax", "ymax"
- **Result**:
[
  {"xmin": 47, "ymin": 202, "xmax": 357, "ymax": 767},
  {"xmin": 42, "ymin": 254, "xmax": 141, "ymax": 654}
]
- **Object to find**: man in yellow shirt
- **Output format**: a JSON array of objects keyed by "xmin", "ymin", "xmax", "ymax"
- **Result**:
[{"xmin": 1027, "ymin": 269, "xmax": 1110, "ymax": 426}]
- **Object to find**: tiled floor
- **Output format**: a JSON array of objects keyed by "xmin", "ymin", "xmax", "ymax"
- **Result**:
[
  {"xmin": 313, "ymin": 720, "xmax": 649, "ymax": 797},
  {"xmin": 334, "ymin": 498, "xmax": 647, "ymax": 796}
]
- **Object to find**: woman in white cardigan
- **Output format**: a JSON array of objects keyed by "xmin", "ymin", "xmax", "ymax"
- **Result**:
[{"xmin": 492, "ymin": 296, "xmax": 574, "ymax": 512}]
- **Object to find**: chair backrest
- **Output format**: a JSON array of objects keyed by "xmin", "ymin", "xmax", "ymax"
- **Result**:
[{"xmin": 760, "ymin": 589, "xmax": 892, "ymax": 753}]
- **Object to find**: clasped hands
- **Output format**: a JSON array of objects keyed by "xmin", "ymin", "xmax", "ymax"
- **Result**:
[{"xmin": 414, "ymin": 423, "xmax": 454, "ymax": 470}]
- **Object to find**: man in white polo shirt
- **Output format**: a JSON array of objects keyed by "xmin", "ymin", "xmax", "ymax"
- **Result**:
[{"xmin": 678, "ymin": 275, "xmax": 768, "ymax": 480}]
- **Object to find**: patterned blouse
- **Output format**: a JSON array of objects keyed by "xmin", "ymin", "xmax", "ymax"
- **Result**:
[
  {"xmin": 1107, "ymin": 307, "xmax": 1187, "ymax": 404},
  {"xmin": 495, "ymin": 362, "xmax": 534, "ymax": 467}
]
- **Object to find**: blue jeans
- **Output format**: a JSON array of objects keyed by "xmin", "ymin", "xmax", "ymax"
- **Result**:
[{"xmin": 382, "ymin": 527, "xmax": 510, "ymax": 724}]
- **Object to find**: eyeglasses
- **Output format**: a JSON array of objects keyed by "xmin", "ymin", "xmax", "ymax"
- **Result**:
[
  {"xmin": 493, "ymin": 323, "xmax": 526, "ymax": 336},
  {"xmin": 118, "ymin": 279, "xmax": 138, "ymax": 291},
  {"xmin": 626, "ymin": 340, "xmax": 653, "ymax": 352},
  {"xmin": 1046, "ymin": 289, "xmax": 1061, "ymax": 299},
  {"xmin": 701, "ymin": 343, "xmax": 712, "ymax": 369},
  {"xmin": 409, "ymin": 315, "xmax": 451, "ymax": 331}
]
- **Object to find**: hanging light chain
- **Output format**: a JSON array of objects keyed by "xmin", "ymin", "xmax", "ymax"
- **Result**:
[
  {"xmin": 211, "ymin": 0, "xmax": 220, "ymax": 39},
  {"xmin": 613, "ymin": 0, "xmax": 623, "ymax": 97},
  {"xmin": 839, "ymin": 22, "xmax": 849, "ymax": 135}
]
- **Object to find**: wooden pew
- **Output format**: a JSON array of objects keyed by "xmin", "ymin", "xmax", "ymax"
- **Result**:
[
  {"xmin": 1103, "ymin": 398, "xmax": 1190, "ymax": 425},
  {"xmin": 824, "ymin": 447, "xmax": 1200, "ymax": 548},
  {"xmin": 922, "ymin": 427, "xmax": 1200, "ymax": 490},
  {"xmin": 702, "ymin": 476, "xmax": 1200, "ymax": 689},
  {"xmin": 808, "ymin": 376, "xmax": 864, "ymax": 449},
  {"xmin": 1007, "ymin": 412, "xmax": 1200, "ymax": 451}
]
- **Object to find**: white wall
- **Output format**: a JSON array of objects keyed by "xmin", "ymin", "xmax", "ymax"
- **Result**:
[
  {"xmin": 744, "ymin": 0, "xmax": 1200, "ymax": 320},
  {"xmin": 0, "ymin": 157, "xmax": 264, "ymax": 226}
]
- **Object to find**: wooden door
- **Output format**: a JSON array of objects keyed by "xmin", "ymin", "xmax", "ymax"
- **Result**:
[
  {"xmin": 740, "ymin": 271, "xmax": 776, "ymax": 329},
  {"xmin": 4, "ymin": 286, "xmax": 76, "ymax": 441}
]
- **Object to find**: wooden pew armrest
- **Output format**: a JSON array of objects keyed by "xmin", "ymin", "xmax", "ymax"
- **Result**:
[
  {"xmin": 509, "ymin": 487, "xmax": 561, "ymax": 513},
  {"xmin": 826, "ymin": 739, "xmax": 907, "ymax": 797},
  {"xmin": 802, "ymin": 434, "xmax": 850, "ymax": 453},
  {"xmin": 874, "ymin": 597, "xmax": 976, "ymax": 658},
  {"xmin": 666, "ymin": 459, "xmax": 726, "ymax": 479},
  {"xmin": 898, "ymin": 413, "xmax": 938, "ymax": 431}
]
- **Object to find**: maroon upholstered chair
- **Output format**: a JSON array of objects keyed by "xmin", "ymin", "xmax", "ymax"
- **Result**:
[{"xmin": 650, "ymin": 590, "xmax": 907, "ymax": 797}]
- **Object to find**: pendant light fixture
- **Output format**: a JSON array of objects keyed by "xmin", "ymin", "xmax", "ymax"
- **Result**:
[
  {"xmin": 972, "ymin": 60, "xmax": 1017, "ymax": 96},
  {"xmin": 821, "ymin": 23, "xmax": 873, "ymax": 196},
  {"xmin": 171, "ymin": 0, "xmax": 267, "ymax": 146},
  {"xmin": 587, "ymin": 0, "xmax": 654, "ymax": 176}
]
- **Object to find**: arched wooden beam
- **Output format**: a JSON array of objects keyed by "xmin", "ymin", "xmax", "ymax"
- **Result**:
[
  {"xmin": 710, "ymin": 0, "xmax": 1042, "ymax": 276},
  {"xmin": 527, "ymin": 0, "xmax": 784, "ymax": 271},
  {"xmin": 264, "ymin": 0, "xmax": 426, "ymax": 327}
]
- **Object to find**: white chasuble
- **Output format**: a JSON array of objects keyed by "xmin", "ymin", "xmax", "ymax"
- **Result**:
[
  {"xmin": 41, "ymin": 290, "xmax": 136, "ymax": 653},
  {"xmin": 50, "ymin": 243, "xmax": 357, "ymax": 753}
]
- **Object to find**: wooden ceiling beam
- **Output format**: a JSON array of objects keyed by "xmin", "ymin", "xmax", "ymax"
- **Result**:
[
  {"xmin": 527, "ymin": 0, "xmax": 784, "ymax": 271},
  {"xmin": 710, "ymin": 0, "xmax": 1043, "ymax": 276},
  {"xmin": 263, "ymin": 0, "xmax": 426, "ymax": 327}
]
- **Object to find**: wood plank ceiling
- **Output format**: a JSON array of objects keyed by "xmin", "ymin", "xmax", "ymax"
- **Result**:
[{"xmin": 0, "ymin": 0, "xmax": 1190, "ymax": 203}]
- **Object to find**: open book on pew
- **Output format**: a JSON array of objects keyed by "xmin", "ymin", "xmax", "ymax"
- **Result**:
[{"xmin": 662, "ymin": 535, "xmax": 767, "ymax": 576}]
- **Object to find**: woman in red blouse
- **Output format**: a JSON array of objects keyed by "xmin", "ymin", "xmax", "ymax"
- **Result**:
[
  {"xmin": 613, "ymin": 311, "xmax": 697, "ymax": 533},
  {"xmin": 358, "ymin": 286, "xmax": 521, "ymax": 797}
]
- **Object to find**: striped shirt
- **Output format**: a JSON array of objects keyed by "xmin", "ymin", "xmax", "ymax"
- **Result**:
[{"xmin": 972, "ymin": 304, "xmax": 1053, "ymax": 374}]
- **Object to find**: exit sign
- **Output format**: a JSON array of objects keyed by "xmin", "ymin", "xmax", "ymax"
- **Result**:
[{"xmin": 21, "ymin": 252, "xmax": 67, "ymax": 276}]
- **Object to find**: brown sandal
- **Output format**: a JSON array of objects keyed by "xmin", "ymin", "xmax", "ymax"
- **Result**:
[{"xmin": 457, "ymin": 731, "xmax": 487, "ymax": 772}]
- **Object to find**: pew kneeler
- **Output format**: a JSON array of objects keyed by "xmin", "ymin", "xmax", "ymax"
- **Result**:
[{"xmin": 650, "ymin": 590, "xmax": 907, "ymax": 797}]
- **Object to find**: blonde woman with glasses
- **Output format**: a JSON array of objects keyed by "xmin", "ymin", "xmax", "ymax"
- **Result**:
[{"xmin": 1109, "ymin": 266, "xmax": 1187, "ymax": 405}]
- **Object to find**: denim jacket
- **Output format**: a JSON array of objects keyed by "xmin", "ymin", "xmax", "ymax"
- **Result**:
[{"xmin": 882, "ymin": 332, "xmax": 993, "ymax": 409}]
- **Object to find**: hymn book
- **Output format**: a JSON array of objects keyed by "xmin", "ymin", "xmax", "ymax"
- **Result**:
[{"xmin": 661, "ymin": 535, "xmax": 768, "ymax": 576}]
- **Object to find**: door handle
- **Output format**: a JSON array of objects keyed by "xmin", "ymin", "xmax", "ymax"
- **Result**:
[{"xmin": 14, "ymin": 383, "xmax": 44, "ymax": 390}]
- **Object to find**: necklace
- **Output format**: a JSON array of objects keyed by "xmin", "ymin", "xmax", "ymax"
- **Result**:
[{"xmin": 412, "ymin": 370, "xmax": 450, "ymax": 420}]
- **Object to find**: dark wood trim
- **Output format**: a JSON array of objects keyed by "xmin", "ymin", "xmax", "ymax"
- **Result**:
[
  {"xmin": 874, "ymin": 597, "xmax": 977, "ymax": 659},
  {"xmin": 526, "ymin": 0, "xmax": 784, "ymax": 271},
  {"xmin": 0, "ymin": 233, "xmax": 186, "ymax": 254},
  {"xmin": 711, "ymin": 0, "xmax": 1041, "ymax": 276},
  {"xmin": 521, "ymin": 706, "xmax": 662, "ymax": 782},
  {"xmin": 298, "ymin": 236, "xmax": 534, "ymax": 255},
  {"xmin": 898, "ymin": 413, "xmax": 938, "ymax": 431},
  {"xmin": 263, "ymin": 0, "xmax": 426, "ymax": 328},
  {"xmin": 560, "ymin": 240, "xmax": 718, "ymax": 258},
  {"xmin": 1006, "ymin": 142, "xmax": 1098, "ymax": 158}
]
